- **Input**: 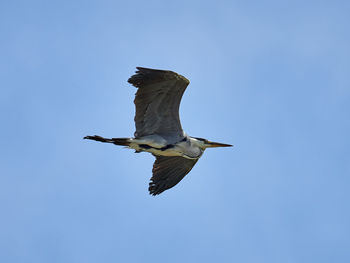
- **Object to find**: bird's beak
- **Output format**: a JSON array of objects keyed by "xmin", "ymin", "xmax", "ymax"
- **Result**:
[{"xmin": 205, "ymin": 141, "xmax": 233, "ymax": 148}]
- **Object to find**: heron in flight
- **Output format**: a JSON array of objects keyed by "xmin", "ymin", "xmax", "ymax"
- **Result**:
[{"xmin": 84, "ymin": 67, "xmax": 232, "ymax": 195}]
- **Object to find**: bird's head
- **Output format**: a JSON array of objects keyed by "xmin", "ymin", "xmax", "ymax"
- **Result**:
[{"xmin": 193, "ymin": 137, "xmax": 232, "ymax": 149}]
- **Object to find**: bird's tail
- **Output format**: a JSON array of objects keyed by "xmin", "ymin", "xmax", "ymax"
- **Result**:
[{"xmin": 84, "ymin": 135, "xmax": 131, "ymax": 146}]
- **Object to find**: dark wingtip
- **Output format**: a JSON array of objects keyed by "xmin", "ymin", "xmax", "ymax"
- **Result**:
[
  {"xmin": 149, "ymin": 191, "xmax": 161, "ymax": 196},
  {"xmin": 128, "ymin": 66, "xmax": 189, "ymax": 87},
  {"xmin": 148, "ymin": 184, "xmax": 163, "ymax": 196}
]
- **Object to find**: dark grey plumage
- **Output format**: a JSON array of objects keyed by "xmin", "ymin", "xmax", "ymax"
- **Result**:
[
  {"xmin": 128, "ymin": 67, "xmax": 189, "ymax": 144},
  {"xmin": 150, "ymin": 156, "xmax": 198, "ymax": 195}
]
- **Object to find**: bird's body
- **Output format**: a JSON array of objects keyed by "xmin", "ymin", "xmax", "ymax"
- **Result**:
[
  {"xmin": 131, "ymin": 135, "xmax": 201, "ymax": 158},
  {"xmin": 85, "ymin": 67, "xmax": 232, "ymax": 195}
]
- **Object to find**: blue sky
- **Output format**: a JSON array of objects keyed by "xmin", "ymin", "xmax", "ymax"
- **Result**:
[{"xmin": 1, "ymin": 0, "xmax": 350, "ymax": 262}]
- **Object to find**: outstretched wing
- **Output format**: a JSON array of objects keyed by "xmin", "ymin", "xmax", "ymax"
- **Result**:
[
  {"xmin": 149, "ymin": 155, "xmax": 198, "ymax": 195},
  {"xmin": 128, "ymin": 67, "xmax": 190, "ymax": 144}
]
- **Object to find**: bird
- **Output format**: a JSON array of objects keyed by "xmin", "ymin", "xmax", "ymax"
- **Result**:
[{"xmin": 84, "ymin": 67, "xmax": 232, "ymax": 195}]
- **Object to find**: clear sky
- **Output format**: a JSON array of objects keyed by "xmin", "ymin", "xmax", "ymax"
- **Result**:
[{"xmin": 1, "ymin": 0, "xmax": 350, "ymax": 262}]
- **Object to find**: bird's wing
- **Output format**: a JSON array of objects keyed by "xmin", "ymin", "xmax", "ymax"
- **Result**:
[
  {"xmin": 149, "ymin": 155, "xmax": 198, "ymax": 195},
  {"xmin": 128, "ymin": 67, "xmax": 190, "ymax": 143}
]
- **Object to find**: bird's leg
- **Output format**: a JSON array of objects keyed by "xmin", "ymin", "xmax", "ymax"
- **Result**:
[
  {"xmin": 84, "ymin": 135, "xmax": 131, "ymax": 146},
  {"xmin": 84, "ymin": 135, "xmax": 113, "ymax": 143}
]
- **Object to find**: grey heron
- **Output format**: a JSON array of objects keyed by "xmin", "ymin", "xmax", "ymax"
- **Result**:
[{"xmin": 84, "ymin": 67, "xmax": 232, "ymax": 195}]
